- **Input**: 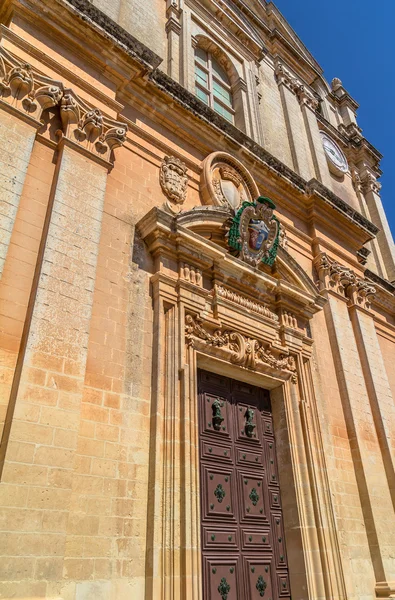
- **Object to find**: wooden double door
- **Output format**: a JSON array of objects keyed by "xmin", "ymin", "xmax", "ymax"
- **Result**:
[{"xmin": 198, "ymin": 370, "xmax": 291, "ymax": 600}]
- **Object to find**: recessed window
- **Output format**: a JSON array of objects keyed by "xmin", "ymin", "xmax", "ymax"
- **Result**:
[{"xmin": 194, "ymin": 47, "xmax": 234, "ymax": 123}]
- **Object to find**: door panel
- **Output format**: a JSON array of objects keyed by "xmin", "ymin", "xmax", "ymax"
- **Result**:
[{"xmin": 198, "ymin": 369, "xmax": 291, "ymax": 600}]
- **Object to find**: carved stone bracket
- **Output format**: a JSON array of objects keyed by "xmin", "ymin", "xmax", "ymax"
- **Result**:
[
  {"xmin": 338, "ymin": 122, "xmax": 363, "ymax": 144},
  {"xmin": 0, "ymin": 45, "xmax": 127, "ymax": 162},
  {"xmin": 315, "ymin": 253, "xmax": 376, "ymax": 310},
  {"xmin": 185, "ymin": 314, "xmax": 297, "ymax": 382},
  {"xmin": 360, "ymin": 171, "xmax": 382, "ymax": 196},
  {"xmin": 275, "ymin": 62, "xmax": 319, "ymax": 111},
  {"xmin": 0, "ymin": 45, "xmax": 63, "ymax": 122}
]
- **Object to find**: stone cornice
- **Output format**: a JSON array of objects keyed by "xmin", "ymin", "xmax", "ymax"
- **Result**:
[
  {"xmin": 365, "ymin": 269, "xmax": 395, "ymax": 295},
  {"xmin": 2, "ymin": 0, "xmax": 379, "ymax": 243},
  {"xmin": 0, "ymin": 43, "xmax": 128, "ymax": 164},
  {"xmin": 43, "ymin": 0, "xmax": 162, "ymax": 71},
  {"xmin": 307, "ymin": 180, "xmax": 379, "ymax": 236}
]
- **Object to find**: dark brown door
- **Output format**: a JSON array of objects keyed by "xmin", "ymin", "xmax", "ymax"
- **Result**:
[{"xmin": 198, "ymin": 369, "xmax": 291, "ymax": 600}]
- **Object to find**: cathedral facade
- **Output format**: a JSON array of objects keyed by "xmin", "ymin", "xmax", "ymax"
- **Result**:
[{"xmin": 0, "ymin": 1, "xmax": 395, "ymax": 599}]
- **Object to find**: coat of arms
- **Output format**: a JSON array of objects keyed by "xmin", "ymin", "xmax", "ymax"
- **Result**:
[
  {"xmin": 159, "ymin": 155, "xmax": 188, "ymax": 212},
  {"xmin": 228, "ymin": 196, "xmax": 280, "ymax": 267}
]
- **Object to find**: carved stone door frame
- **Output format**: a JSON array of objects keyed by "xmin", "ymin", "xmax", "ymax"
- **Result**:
[{"xmin": 138, "ymin": 207, "xmax": 347, "ymax": 600}]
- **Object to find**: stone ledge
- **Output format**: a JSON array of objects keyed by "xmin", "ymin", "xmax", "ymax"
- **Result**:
[
  {"xmin": 365, "ymin": 269, "xmax": 395, "ymax": 295},
  {"xmin": 151, "ymin": 70, "xmax": 379, "ymax": 238},
  {"xmin": 9, "ymin": 0, "xmax": 380, "ymax": 241},
  {"xmin": 307, "ymin": 179, "xmax": 379, "ymax": 236},
  {"xmin": 60, "ymin": 0, "xmax": 162, "ymax": 70}
]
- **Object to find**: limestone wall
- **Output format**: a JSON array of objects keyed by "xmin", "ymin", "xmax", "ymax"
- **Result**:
[{"xmin": 0, "ymin": 2, "xmax": 394, "ymax": 600}]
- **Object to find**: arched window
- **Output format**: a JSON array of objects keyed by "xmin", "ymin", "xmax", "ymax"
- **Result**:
[{"xmin": 194, "ymin": 47, "xmax": 234, "ymax": 123}]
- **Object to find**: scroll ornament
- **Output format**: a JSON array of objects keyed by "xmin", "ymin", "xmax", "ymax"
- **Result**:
[
  {"xmin": 0, "ymin": 46, "xmax": 127, "ymax": 162},
  {"xmin": 185, "ymin": 314, "xmax": 297, "ymax": 382},
  {"xmin": 316, "ymin": 253, "xmax": 376, "ymax": 310}
]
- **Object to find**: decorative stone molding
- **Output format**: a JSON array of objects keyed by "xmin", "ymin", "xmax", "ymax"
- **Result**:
[
  {"xmin": 185, "ymin": 314, "xmax": 297, "ymax": 382},
  {"xmin": 357, "ymin": 247, "xmax": 371, "ymax": 266},
  {"xmin": 201, "ymin": 152, "xmax": 259, "ymax": 212},
  {"xmin": 351, "ymin": 168, "xmax": 363, "ymax": 194},
  {"xmin": 59, "ymin": 90, "xmax": 127, "ymax": 163},
  {"xmin": 279, "ymin": 224, "xmax": 288, "ymax": 250},
  {"xmin": 282, "ymin": 312, "xmax": 298, "ymax": 329},
  {"xmin": 275, "ymin": 62, "xmax": 319, "ymax": 110},
  {"xmin": 0, "ymin": 46, "xmax": 127, "ymax": 163},
  {"xmin": 338, "ymin": 122, "xmax": 363, "ymax": 143},
  {"xmin": 160, "ymin": 155, "xmax": 188, "ymax": 212},
  {"xmin": 315, "ymin": 253, "xmax": 376, "ymax": 309},
  {"xmin": 0, "ymin": 46, "xmax": 63, "ymax": 122},
  {"xmin": 361, "ymin": 171, "xmax": 382, "ymax": 196},
  {"xmin": 213, "ymin": 285, "xmax": 279, "ymax": 322},
  {"xmin": 179, "ymin": 262, "xmax": 202, "ymax": 286}
]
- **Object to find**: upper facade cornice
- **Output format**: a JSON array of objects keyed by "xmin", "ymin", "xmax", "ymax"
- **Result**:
[{"xmin": 1, "ymin": 0, "xmax": 380, "ymax": 247}]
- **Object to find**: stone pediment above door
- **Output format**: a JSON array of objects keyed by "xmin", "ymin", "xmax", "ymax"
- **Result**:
[{"xmin": 138, "ymin": 203, "xmax": 325, "ymax": 362}]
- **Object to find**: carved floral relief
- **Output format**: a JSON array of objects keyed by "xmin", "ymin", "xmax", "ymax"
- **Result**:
[
  {"xmin": 0, "ymin": 45, "xmax": 127, "ymax": 162},
  {"xmin": 185, "ymin": 314, "xmax": 297, "ymax": 382}
]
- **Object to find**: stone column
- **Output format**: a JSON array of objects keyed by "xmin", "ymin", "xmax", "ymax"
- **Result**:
[
  {"xmin": 0, "ymin": 92, "xmax": 126, "ymax": 592},
  {"xmin": 316, "ymin": 255, "xmax": 395, "ymax": 597},
  {"xmin": 361, "ymin": 171, "xmax": 395, "ymax": 282},
  {"xmin": 349, "ymin": 301, "xmax": 395, "ymax": 508}
]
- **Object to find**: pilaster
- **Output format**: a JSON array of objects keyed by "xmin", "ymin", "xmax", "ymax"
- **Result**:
[
  {"xmin": 0, "ymin": 45, "xmax": 63, "ymax": 278},
  {"xmin": 275, "ymin": 62, "xmax": 315, "ymax": 182},
  {"xmin": 361, "ymin": 170, "xmax": 395, "ymax": 282},
  {"xmin": 0, "ymin": 62, "xmax": 127, "ymax": 594},
  {"xmin": 316, "ymin": 254, "xmax": 395, "ymax": 597}
]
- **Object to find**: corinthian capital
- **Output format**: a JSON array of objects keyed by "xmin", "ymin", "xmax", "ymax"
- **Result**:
[
  {"xmin": 59, "ymin": 89, "xmax": 127, "ymax": 163},
  {"xmin": 314, "ymin": 253, "xmax": 376, "ymax": 310},
  {"xmin": 361, "ymin": 171, "xmax": 382, "ymax": 196}
]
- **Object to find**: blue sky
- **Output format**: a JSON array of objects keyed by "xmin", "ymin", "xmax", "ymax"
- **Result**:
[{"xmin": 272, "ymin": 0, "xmax": 395, "ymax": 235}]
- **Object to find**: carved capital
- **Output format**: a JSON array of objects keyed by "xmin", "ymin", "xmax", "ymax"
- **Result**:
[
  {"xmin": 351, "ymin": 168, "xmax": 363, "ymax": 194},
  {"xmin": 338, "ymin": 122, "xmax": 363, "ymax": 143},
  {"xmin": 59, "ymin": 89, "xmax": 127, "ymax": 163},
  {"xmin": 0, "ymin": 45, "xmax": 127, "ymax": 162},
  {"xmin": 298, "ymin": 85, "xmax": 319, "ymax": 111},
  {"xmin": 315, "ymin": 253, "xmax": 376, "ymax": 310},
  {"xmin": 274, "ymin": 62, "xmax": 300, "ymax": 94},
  {"xmin": 275, "ymin": 62, "xmax": 318, "ymax": 110},
  {"xmin": 361, "ymin": 171, "xmax": 382, "ymax": 196},
  {"xmin": 0, "ymin": 46, "xmax": 63, "ymax": 121}
]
